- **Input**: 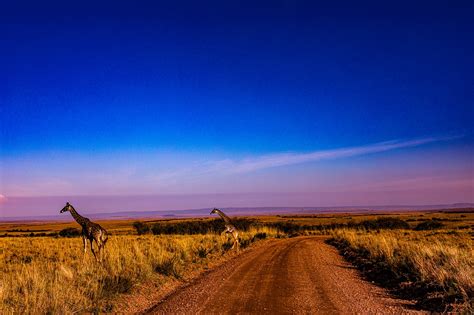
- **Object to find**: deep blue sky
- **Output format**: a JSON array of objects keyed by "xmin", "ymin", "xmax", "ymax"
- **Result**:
[
  {"xmin": 3, "ymin": 0, "xmax": 473, "ymax": 154},
  {"xmin": 1, "ymin": 1, "xmax": 473, "ymax": 214}
]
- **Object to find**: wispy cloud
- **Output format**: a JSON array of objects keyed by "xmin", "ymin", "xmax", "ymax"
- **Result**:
[{"xmin": 205, "ymin": 136, "xmax": 458, "ymax": 174}]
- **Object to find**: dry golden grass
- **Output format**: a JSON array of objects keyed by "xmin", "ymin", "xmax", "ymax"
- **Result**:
[
  {"xmin": 329, "ymin": 228, "xmax": 474, "ymax": 312},
  {"xmin": 1, "ymin": 210, "xmax": 472, "ymax": 313},
  {"xmin": 0, "ymin": 226, "xmax": 281, "ymax": 314}
]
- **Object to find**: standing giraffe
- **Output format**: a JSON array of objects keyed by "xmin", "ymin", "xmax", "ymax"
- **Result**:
[
  {"xmin": 210, "ymin": 208, "xmax": 239, "ymax": 250},
  {"xmin": 60, "ymin": 202, "xmax": 108, "ymax": 261}
]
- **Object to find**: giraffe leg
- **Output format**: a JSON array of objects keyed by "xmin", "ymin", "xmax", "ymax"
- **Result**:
[
  {"xmin": 96, "ymin": 240, "xmax": 104, "ymax": 262},
  {"xmin": 232, "ymin": 232, "xmax": 239, "ymax": 251},
  {"xmin": 98, "ymin": 244, "xmax": 104, "ymax": 262},
  {"xmin": 98, "ymin": 231, "xmax": 107, "ymax": 262},
  {"xmin": 98, "ymin": 240, "xmax": 105, "ymax": 262},
  {"xmin": 101, "ymin": 237, "xmax": 107, "ymax": 261},
  {"xmin": 226, "ymin": 231, "xmax": 237, "ymax": 250},
  {"xmin": 90, "ymin": 239, "xmax": 98, "ymax": 261},
  {"xmin": 82, "ymin": 235, "xmax": 87, "ymax": 257}
]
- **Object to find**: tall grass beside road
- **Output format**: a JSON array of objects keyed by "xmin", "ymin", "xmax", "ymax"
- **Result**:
[
  {"xmin": 0, "ymin": 227, "xmax": 280, "ymax": 314},
  {"xmin": 329, "ymin": 229, "xmax": 473, "ymax": 312}
]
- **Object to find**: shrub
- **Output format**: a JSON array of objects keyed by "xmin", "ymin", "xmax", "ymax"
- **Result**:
[
  {"xmin": 154, "ymin": 255, "xmax": 182, "ymax": 278},
  {"xmin": 151, "ymin": 220, "xmax": 216, "ymax": 235},
  {"xmin": 100, "ymin": 275, "xmax": 132, "ymax": 295},
  {"xmin": 415, "ymin": 220, "xmax": 445, "ymax": 231},
  {"xmin": 267, "ymin": 222, "xmax": 303, "ymax": 234},
  {"xmin": 267, "ymin": 218, "xmax": 409, "ymax": 234},
  {"xmin": 352, "ymin": 217, "xmax": 410, "ymax": 230},
  {"xmin": 58, "ymin": 227, "xmax": 81, "ymax": 237},
  {"xmin": 132, "ymin": 221, "xmax": 150, "ymax": 235},
  {"xmin": 252, "ymin": 232, "xmax": 267, "ymax": 240},
  {"xmin": 267, "ymin": 222, "xmax": 331, "ymax": 234},
  {"xmin": 196, "ymin": 246, "xmax": 208, "ymax": 258},
  {"xmin": 151, "ymin": 218, "xmax": 256, "ymax": 235}
]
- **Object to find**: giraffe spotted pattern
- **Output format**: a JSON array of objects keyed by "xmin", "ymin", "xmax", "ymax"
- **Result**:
[{"xmin": 60, "ymin": 202, "xmax": 108, "ymax": 261}]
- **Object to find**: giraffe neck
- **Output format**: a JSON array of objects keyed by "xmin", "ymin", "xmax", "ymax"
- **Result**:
[
  {"xmin": 69, "ymin": 206, "xmax": 89, "ymax": 226},
  {"xmin": 216, "ymin": 210, "xmax": 230, "ymax": 223}
]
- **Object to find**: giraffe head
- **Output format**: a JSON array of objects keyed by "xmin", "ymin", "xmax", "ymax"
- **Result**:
[
  {"xmin": 60, "ymin": 202, "xmax": 73, "ymax": 213},
  {"xmin": 210, "ymin": 208, "xmax": 219, "ymax": 215}
]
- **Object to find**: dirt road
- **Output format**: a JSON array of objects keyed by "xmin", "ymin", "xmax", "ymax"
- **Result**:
[{"xmin": 148, "ymin": 237, "xmax": 422, "ymax": 314}]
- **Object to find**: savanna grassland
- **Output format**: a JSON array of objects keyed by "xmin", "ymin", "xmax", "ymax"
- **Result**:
[
  {"xmin": 0, "ymin": 220, "xmax": 281, "ymax": 314},
  {"xmin": 0, "ymin": 209, "xmax": 473, "ymax": 313}
]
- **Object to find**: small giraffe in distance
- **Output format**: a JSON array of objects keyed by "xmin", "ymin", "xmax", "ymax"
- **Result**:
[
  {"xmin": 60, "ymin": 202, "xmax": 108, "ymax": 261},
  {"xmin": 210, "ymin": 208, "xmax": 240, "ymax": 250}
]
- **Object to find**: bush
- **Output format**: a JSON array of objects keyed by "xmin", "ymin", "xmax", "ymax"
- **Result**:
[
  {"xmin": 252, "ymin": 232, "xmax": 267, "ymax": 240},
  {"xmin": 351, "ymin": 217, "xmax": 410, "ymax": 230},
  {"xmin": 267, "ymin": 218, "xmax": 409, "ymax": 234},
  {"xmin": 154, "ymin": 255, "xmax": 181, "ymax": 278},
  {"xmin": 267, "ymin": 222, "xmax": 303, "ymax": 234},
  {"xmin": 133, "ymin": 221, "xmax": 150, "ymax": 235},
  {"xmin": 151, "ymin": 218, "xmax": 255, "ymax": 235},
  {"xmin": 414, "ymin": 220, "xmax": 445, "ymax": 231},
  {"xmin": 59, "ymin": 227, "xmax": 81, "ymax": 237},
  {"xmin": 100, "ymin": 275, "xmax": 132, "ymax": 295}
]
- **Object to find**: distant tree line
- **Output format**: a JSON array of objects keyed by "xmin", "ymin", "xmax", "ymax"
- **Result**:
[
  {"xmin": 132, "ymin": 216, "xmax": 447, "ymax": 236},
  {"xmin": 58, "ymin": 227, "xmax": 82, "ymax": 237},
  {"xmin": 133, "ymin": 218, "xmax": 256, "ymax": 235},
  {"xmin": 1, "ymin": 216, "xmax": 448, "ymax": 239},
  {"xmin": 268, "ymin": 217, "xmax": 448, "ymax": 234},
  {"xmin": 0, "ymin": 232, "xmax": 59, "ymax": 238}
]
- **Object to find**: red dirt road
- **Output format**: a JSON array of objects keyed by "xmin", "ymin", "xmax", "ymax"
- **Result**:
[{"xmin": 148, "ymin": 237, "xmax": 423, "ymax": 314}]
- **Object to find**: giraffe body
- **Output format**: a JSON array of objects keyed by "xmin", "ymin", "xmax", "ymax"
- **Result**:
[
  {"xmin": 210, "ymin": 208, "xmax": 240, "ymax": 250},
  {"xmin": 60, "ymin": 202, "xmax": 108, "ymax": 261}
]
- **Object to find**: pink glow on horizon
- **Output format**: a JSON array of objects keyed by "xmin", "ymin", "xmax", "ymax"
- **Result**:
[
  {"xmin": 1, "ymin": 187, "xmax": 473, "ymax": 218},
  {"xmin": 1, "ymin": 173, "xmax": 473, "ymax": 217},
  {"xmin": 1, "ymin": 136, "xmax": 473, "ymax": 216}
]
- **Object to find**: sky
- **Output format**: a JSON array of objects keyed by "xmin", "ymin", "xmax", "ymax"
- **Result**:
[{"xmin": 1, "ymin": 1, "xmax": 473, "ymax": 217}]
